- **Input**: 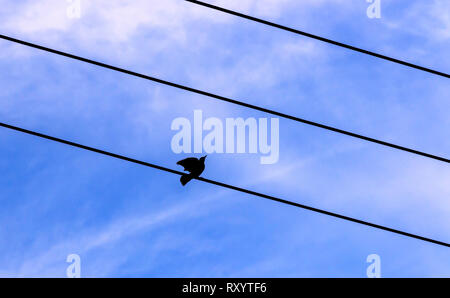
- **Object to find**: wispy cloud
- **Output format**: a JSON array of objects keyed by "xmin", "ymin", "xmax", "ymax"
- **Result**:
[{"xmin": 0, "ymin": 0, "xmax": 448, "ymax": 277}]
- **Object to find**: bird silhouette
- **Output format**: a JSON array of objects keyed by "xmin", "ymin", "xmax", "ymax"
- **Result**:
[{"xmin": 176, "ymin": 155, "xmax": 207, "ymax": 186}]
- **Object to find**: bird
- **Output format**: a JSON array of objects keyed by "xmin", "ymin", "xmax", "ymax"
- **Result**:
[{"xmin": 176, "ymin": 155, "xmax": 207, "ymax": 186}]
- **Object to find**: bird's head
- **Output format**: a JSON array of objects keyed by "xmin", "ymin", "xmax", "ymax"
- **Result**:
[{"xmin": 200, "ymin": 155, "xmax": 207, "ymax": 163}]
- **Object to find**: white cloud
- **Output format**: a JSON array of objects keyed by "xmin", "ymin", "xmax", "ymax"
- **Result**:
[
  {"xmin": 0, "ymin": 0, "xmax": 449, "ymax": 278},
  {"xmin": 1, "ymin": 0, "xmax": 228, "ymax": 45},
  {"xmin": 385, "ymin": 0, "xmax": 450, "ymax": 41},
  {"xmin": 2, "ymin": 191, "xmax": 230, "ymax": 277}
]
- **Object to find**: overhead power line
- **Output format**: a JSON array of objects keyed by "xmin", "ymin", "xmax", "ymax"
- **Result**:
[
  {"xmin": 0, "ymin": 34, "xmax": 448, "ymax": 164},
  {"xmin": 186, "ymin": 0, "xmax": 450, "ymax": 79},
  {"xmin": 0, "ymin": 121, "xmax": 448, "ymax": 248}
]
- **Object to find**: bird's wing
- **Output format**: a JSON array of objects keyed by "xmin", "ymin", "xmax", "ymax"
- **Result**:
[{"xmin": 176, "ymin": 157, "xmax": 198, "ymax": 171}]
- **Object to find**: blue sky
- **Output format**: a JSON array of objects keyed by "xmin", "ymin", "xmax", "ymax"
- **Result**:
[{"xmin": 0, "ymin": 0, "xmax": 449, "ymax": 277}]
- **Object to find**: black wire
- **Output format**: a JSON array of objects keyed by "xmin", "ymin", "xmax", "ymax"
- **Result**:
[
  {"xmin": 185, "ymin": 0, "xmax": 450, "ymax": 79},
  {"xmin": 0, "ymin": 34, "xmax": 448, "ymax": 164},
  {"xmin": 0, "ymin": 121, "xmax": 448, "ymax": 248}
]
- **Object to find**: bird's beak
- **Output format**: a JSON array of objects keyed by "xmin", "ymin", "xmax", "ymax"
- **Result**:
[{"xmin": 203, "ymin": 155, "xmax": 207, "ymax": 159}]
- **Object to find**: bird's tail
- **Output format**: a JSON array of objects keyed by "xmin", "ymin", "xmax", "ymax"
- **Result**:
[{"xmin": 180, "ymin": 174, "xmax": 193, "ymax": 186}]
